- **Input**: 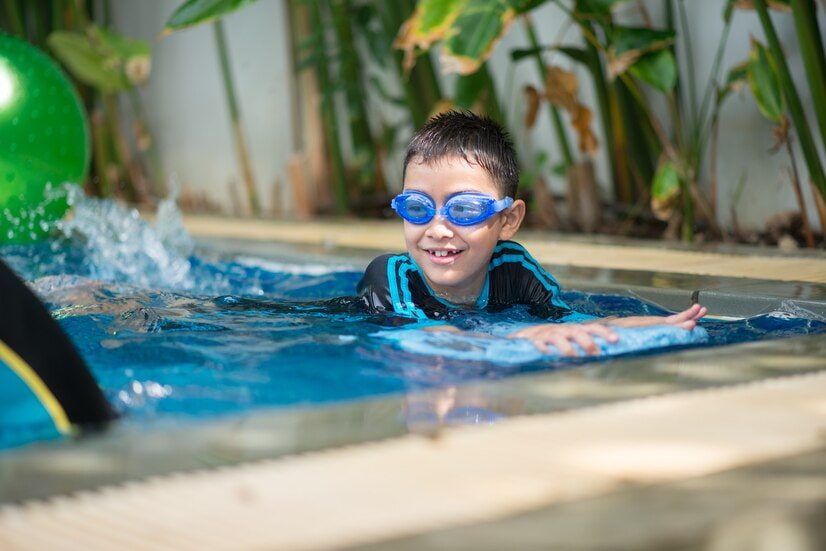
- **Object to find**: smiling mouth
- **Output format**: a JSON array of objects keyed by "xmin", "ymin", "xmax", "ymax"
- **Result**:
[{"xmin": 425, "ymin": 248, "xmax": 463, "ymax": 260}]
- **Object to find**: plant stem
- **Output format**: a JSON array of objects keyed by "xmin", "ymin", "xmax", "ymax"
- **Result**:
[
  {"xmin": 753, "ymin": 0, "xmax": 826, "ymax": 202},
  {"xmin": 103, "ymin": 93, "xmax": 149, "ymax": 203},
  {"xmin": 680, "ymin": 177, "xmax": 693, "ymax": 241},
  {"xmin": 51, "ymin": 0, "xmax": 66, "ymax": 30},
  {"xmin": 676, "ymin": 0, "xmax": 697, "ymax": 125},
  {"xmin": 524, "ymin": 15, "xmax": 574, "ymax": 167},
  {"xmin": 785, "ymin": 136, "xmax": 815, "ymax": 247},
  {"xmin": 127, "ymin": 89, "xmax": 166, "ymax": 197},
  {"xmin": 790, "ymin": 0, "xmax": 826, "ymax": 155},
  {"xmin": 697, "ymin": 18, "xmax": 731, "ymax": 149},
  {"xmin": 582, "ymin": 20, "xmax": 620, "ymax": 201},
  {"xmin": 330, "ymin": 0, "xmax": 379, "ymax": 193},
  {"xmin": 90, "ymin": 105, "xmax": 111, "ymax": 196},
  {"xmin": 378, "ymin": 1, "xmax": 431, "ymax": 127},
  {"xmin": 3, "ymin": 0, "xmax": 24, "ymax": 36},
  {"xmin": 213, "ymin": 20, "xmax": 260, "ymax": 215},
  {"xmin": 709, "ymin": 100, "xmax": 721, "ymax": 217},
  {"xmin": 307, "ymin": 0, "xmax": 348, "ymax": 213}
]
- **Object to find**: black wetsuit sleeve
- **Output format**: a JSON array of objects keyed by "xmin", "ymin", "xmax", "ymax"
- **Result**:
[
  {"xmin": 1, "ymin": 258, "xmax": 117, "ymax": 425},
  {"xmin": 356, "ymin": 254, "xmax": 397, "ymax": 314},
  {"xmin": 488, "ymin": 241, "xmax": 580, "ymax": 321}
]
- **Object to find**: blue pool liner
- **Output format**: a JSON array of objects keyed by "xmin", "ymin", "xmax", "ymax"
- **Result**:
[{"xmin": 374, "ymin": 324, "xmax": 709, "ymax": 365}]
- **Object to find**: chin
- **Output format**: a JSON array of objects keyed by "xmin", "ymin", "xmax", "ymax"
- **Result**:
[{"xmin": 420, "ymin": 268, "xmax": 466, "ymax": 289}]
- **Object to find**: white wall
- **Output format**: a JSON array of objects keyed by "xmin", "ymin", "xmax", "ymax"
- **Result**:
[
  {"xmin": 112, "ymin": 0, "xmax": 293, "ymax": 214},
  {"xmin": 113, "ymin": 0, "xmax": 824, "ymax": 231}
]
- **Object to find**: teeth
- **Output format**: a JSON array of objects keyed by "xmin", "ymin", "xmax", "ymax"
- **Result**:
[{"xmin": 431, "ymin": 250, "xmax": 457, "ymax": 257}]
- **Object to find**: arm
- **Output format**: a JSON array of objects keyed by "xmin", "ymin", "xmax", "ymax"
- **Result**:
[{"xmin": 510, "ymin": 304, "xmax": 707, "ymax": 357}]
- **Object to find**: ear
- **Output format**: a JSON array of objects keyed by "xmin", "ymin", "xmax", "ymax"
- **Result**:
[{"xmin": 498, "ymin": 199, "xmax": 526, "ymax": 240}]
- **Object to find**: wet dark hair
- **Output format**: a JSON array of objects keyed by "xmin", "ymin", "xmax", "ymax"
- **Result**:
[{"xmin": 403, "ymin": 110, "xmax": 519, "ymax": 198}]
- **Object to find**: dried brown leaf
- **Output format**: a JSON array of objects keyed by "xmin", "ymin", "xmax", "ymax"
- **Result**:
[
  {"xmin": 544, "ymin": 66, "xmax": 579, "ymax": 111},
  {"xmin": 571, "ymin": 105, "xmax": 599, "ymax": 154},
  {"xmin": 524, "ymin": 85, "xmax": 541, "ymax": 129},
  {"xmin": 606, "ymin": 48, "xmax": 643, "ymax": 80},
  {"xmin": 733, "ymin": 0, "xmax": 792, "ymax": 12},
  {"xmin": 542, "ymin": 66, "xmax": 599, "ymax": 154}
]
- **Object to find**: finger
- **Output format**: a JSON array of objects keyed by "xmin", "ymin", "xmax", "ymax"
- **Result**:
[
  {"xmin": 571, "ymin": 331, "xmax": 599, "ymax": 355},
  {"xmin": 548, "ymin": 335, "xmax": 578, "ymax": 357},
  {"xmin": 586, "ymin": 324, "xmax": 619, "ymax": 343},
  {"xmin": 679, "ymin": 320, "xmax": 696, "ymax": 330},
  {"xmin": 669, "ymin": 304, "xmax": 701, "ymax": 323},
  {"xmin": 693, "ymin": 306, "xmax": 708, "ymax": 321},
  {"xmin": 531, "ymin": 338, "xmax": 551, "ymax": 354}
]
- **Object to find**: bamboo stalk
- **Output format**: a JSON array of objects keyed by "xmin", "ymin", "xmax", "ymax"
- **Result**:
[
  {"xmin": 790, "ymin": 0, "xmax": 826, "ymax": 155},
  {"xmin": 213, "ymin": 20, "xmax": 261, "ymax": 215},
  {"xmin": 753, "ymin": 0, "xmax": 826, "ymax": 201}
]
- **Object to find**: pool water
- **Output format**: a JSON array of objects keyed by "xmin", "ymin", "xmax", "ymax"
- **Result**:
[{"xmin": 2, "ymin": 195, "xmax": 825, "ymax": 425}]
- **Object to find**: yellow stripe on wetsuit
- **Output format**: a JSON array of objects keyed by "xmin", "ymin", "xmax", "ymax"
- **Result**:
[{"xmin": 0, "ymin": 339, "xmax": 72, "ymax": 434}]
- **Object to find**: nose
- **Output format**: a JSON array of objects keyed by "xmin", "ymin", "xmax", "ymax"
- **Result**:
[{"xmin": 424, "ymin": 215, "xmax": 454, "ymax": 239}]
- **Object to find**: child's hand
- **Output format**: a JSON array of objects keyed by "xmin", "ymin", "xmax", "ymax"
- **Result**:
[
  {"xmin": 605, "ymin": 304, "xmax": 708, "ymax": 330},
  {"xmin": 508, "ymin": 323, "xmax": 618, "ymax": 357}
]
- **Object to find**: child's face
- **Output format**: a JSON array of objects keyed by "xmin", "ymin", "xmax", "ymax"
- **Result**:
[{"xmin": 402, "ymin": 156, "xmax": 524, "ymax": 304}]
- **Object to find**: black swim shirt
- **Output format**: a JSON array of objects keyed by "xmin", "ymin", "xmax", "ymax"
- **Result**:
[{"xmin": 357, "ymin": 240, "xmax": 595, "ymax": 322}]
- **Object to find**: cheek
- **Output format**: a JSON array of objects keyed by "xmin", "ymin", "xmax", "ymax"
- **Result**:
[{"xmin": 403, "ymin": 224, "xmax": 423, "ymax": 246}]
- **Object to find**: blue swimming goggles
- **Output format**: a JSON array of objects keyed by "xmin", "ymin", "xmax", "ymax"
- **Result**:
[{"xmin": 391, "ymin": 190, "xmax": 514, "ymax": 226}]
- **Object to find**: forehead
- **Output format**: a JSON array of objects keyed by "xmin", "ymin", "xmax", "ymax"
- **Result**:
[{"xmin": 403, "ymin": 155, "xmax": 499, "ymax": 197}]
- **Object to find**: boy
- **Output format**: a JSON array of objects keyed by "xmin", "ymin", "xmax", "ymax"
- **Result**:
[{"xmin": 357, "ymin": 111, "xmax": 705, "ymax": 356}]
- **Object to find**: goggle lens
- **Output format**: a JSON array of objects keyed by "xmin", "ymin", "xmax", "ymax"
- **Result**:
[
  {"xmin": 391, "ymin": 191, "xmax": 513, "ymax": 226},
  {"xmin": 446, "ymin": 197, "xmax": 487, "ymax": 222}
]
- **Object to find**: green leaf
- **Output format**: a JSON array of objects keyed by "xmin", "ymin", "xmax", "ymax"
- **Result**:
[
  {"xmin": 47, "ymin": 28, "xmax": 151, "ymax": 91},
  {"xmin": 551, "ymin": 161, "xmax": 569, "ymax": 177},
  {"xmin": 442, "ymin": 0, "xmax": 515, "ymax": 74},
  {"xmin": 417, "ymin": 0, "xmax": 468, "ymax": 35},
  {"xmin": 164, "ymin": 0, "xmax": 260, "ymax": 33},
  {"xmin": 508, "ymin": 0, "xmax": 549, "ymax": 13},
  {"xmin": 351, "ymin": 3, "xmax": 391, "ymax": 68},
  {"xmin": 368, "ymin": 76, "xmax": 408, "ymax": 107},
  {"xmin": 651, "ymin": 159, "xmax": 680, "ymax": 201},
  {"xmin": 718, "ymin": 60, "xmax": 748, "ymax": 104},
  {"xmin": 629, "ymin": 49, "xmax": 677, "ymax": 92},
  {"xmin": 555, "ymin": 46, "xmax": 591, "ymax": 66},
  {"xmin": 455, "ymin": 69, "xmax": 488, "ymax": 108},
  {"xmin": 611, "ymin": 26, "xmax": 675, "ymax": 55},
  {"xmin": 574, "ymin": 0, "xmax": 632, "ymax": 16},
  {"xmin": 747, "ymin": 39, "xmax": 784, "ymax": 122},
  {"xmin": 510, "ymin": 47, "xmax": 544, "ymax": 62}
]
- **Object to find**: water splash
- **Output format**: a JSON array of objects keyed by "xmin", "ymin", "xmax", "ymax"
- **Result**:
[
  {"xmin": 1, "ymin": 181, "xmax": 69, "ymax": 242},
  {"xmin": 55, "ymin": 185, "xmax": 194, "ymax": 289}
]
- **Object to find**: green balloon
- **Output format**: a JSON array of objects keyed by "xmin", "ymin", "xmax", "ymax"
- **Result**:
[{"xmin": 0, "ymin": 32, "xmax": 89, "ymax": 244}]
